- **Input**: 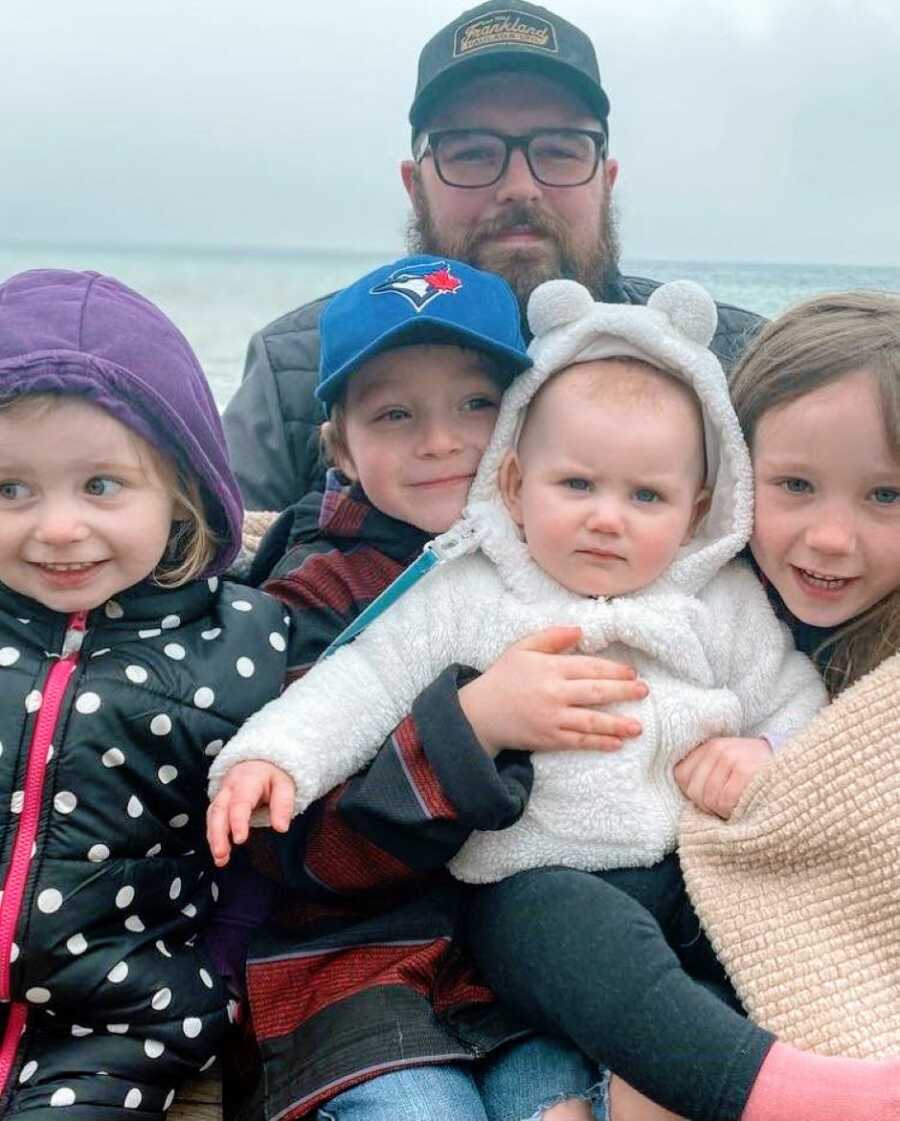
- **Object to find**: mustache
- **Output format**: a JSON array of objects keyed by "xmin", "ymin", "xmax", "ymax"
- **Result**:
[{"xmin": 466, "ymin": 203, "xmax": 568, "ymax": 246}]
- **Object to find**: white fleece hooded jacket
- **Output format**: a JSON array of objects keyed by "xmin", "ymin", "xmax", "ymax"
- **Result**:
[{"xmin": 210, "ymin": 279, "xmax": 826, "ymax": 883}]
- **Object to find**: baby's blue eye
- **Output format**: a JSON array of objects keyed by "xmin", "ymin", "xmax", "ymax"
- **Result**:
[
  {"xmin": 0, "ymin": 480, "xmax": 30, "ymax": 500},
  {"xmin": 563, "ymin": 477, "xmax": 591, "ymax": 492},
  {"xmin": 872, "ymin": 487, "xmax": 900, "ymax": 505},
  {"xmin": 634, "ymin": 488, "xmax": 660, "ymax": 503},
  {"xmin": 781, "ymin": 478, "xmax": 812, "ymax": 494},
  {"xmin": 85, "ymin": 477, "xmax": 123, "ymax": 497},
  {"xmin": 462, "ymin": 395, "xmax": 499, "ymax": 412}
]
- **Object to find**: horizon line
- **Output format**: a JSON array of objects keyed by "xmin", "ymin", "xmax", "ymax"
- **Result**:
[{"xmin": 0, "ymin": 239, "xmax": 897, "ymax": 274}]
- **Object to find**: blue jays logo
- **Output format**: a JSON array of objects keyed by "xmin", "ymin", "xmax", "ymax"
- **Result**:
[{"xmin": 370, "ymin": 260, "xmax": 463, "ymax": 313}]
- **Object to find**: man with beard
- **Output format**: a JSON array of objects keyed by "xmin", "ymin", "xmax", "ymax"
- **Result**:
[{"xmin": 224, "ymin": 0, "xmax": 762, "ymax": 512}]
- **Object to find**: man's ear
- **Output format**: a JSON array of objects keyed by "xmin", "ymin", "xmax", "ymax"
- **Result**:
[
  {"xmin": 321, "ymin": 420, "xmax": 356, "ymax": 481},
  {"xmin": 400, "ymin": 160, "xmax": 417, "ymax": 204},
  {"xmin": 604, "ymin": 157, "xmax": 620, "ymax": 192},
  {"xmin": 683, "ymin": 487, "xmax": 711, "ymax": 543},
  {"xmin": 498, "ymin": 451, "xmax": 525, "ymax": 527}
]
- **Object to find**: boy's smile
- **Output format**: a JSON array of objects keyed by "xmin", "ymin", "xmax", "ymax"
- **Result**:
[
  {"xmin": 0, "ymin": 398, "xmax": 178, "ymax": 613},
  {"xmin": 328, "ymin": 343, "xmax": 502, "ymax": 534},
  {"xmin": 501, "ymin": 360, "xmax": 709, "ymax": 598}
]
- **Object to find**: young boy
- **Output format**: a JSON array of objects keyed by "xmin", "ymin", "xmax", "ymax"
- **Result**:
[
  {"xmin": 210, "ymin": 257, "xmax": 631, "ymax": 1121},
  {"xmin": 209, "ymin": 280, "xmax": 900, "ymax": 1121}
]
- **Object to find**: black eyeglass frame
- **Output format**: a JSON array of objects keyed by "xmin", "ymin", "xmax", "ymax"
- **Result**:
[{"xmin": 413, "ymin": 127, "xmax": 609, "ymax": 189}]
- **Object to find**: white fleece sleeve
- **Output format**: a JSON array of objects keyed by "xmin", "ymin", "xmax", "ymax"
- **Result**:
[
  {"xmin": 207, "ymin": 561, "xmax": 475, "ymax": 816},
  {"xmin": 708, "ymin": 564, "xmax": 828, "ymax": 740}
]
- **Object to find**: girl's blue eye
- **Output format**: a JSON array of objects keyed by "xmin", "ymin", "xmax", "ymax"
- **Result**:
[
  {"xmin": 634, "ymin": 487, "xmax": 660, "ymax": 503},
  {"xmin": 377, "ymin": 408, "xmax": 410, "ymax": 423},
  {"xmin": 563, "ymin": 477, "xmax": 591, "ymax": 492},
  {"xmin": 0, "ymin": 480, "xmax": 30, "ymax": 500},
  {"xmin": 781, "ymin": 478, "xmax": 812, "ymax": 494},
  {"xmin": 872, "ymin": 487, "xmax": 900, "ymax": 505},
  {"xmin": 85, "ymin": 476, "xmax": 123, "ymax": 497}
]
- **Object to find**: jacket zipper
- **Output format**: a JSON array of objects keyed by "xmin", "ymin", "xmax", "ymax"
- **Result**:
[{"xmin": 0, "ymin": 611, "xmax": 87, "ymax": 1097}]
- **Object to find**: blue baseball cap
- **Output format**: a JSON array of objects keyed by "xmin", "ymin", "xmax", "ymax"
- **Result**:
[{"xmin": 317, "ymin": 255, "xmax": 532, "ymax": 413}]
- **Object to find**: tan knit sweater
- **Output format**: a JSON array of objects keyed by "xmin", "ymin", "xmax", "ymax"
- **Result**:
[{"xmin": 680, "ymin": 651, "xmax": 900, "ymax": 1058}]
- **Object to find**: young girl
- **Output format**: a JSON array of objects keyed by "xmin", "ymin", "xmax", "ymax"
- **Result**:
[
  {"xmin": 679, "ymin": 290, "xmax": 900, "ymax": 1064},
  {"xmin": 0, "ymin": 268, "xmax": 301, "ymax": 1120}
]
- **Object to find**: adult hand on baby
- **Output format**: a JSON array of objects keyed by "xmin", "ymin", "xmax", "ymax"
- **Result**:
[
  {"xmin": 206, "ymin": 761, "xmax": 296, "ymax": 867},
  {"xmin": 674, "ymin": 737, "xmax": 774, "ymax": 820},
  {"xmin": 459, "ymin": 625, "xmax": 647, "ymax": 757}
]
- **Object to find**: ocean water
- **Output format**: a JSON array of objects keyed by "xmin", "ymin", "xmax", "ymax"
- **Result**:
[{"xmin": 2, "ymin": 244, "xmax": 899, "ymax": 409}]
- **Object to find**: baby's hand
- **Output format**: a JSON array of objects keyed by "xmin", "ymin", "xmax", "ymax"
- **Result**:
[
  {"xmin": 674, "ymin": 737, "xmax": 773, "ymax": 820},
  {"xmin": 459, "ymin": 625, "xmax": 648, "ymax": 756},
  {"xmin": 206, "ymin": 761, "xmax": 296, "ymax": 867}
]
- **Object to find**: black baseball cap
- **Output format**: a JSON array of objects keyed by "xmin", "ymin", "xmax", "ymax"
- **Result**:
[{"xmin": 410, "ymin": 2, "xmax": 610, "ymax": 134}]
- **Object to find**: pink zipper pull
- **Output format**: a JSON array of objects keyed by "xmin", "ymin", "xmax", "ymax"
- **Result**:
[{"xmin": 61, "ymin": 611, "xmax": 88, "ymax": 657}]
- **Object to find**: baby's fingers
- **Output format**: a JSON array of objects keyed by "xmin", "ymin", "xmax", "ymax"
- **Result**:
[
  {"xmin": 268, "ymin": 773, "xmax": 296, "ymax": 833},
  {"xmin": 206, "ymin": 795, "xmax": 234, "ymax": 867}
]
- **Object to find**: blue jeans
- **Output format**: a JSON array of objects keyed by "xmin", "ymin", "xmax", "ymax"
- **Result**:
[{"xmin": 316, "ymin": 1035, "xmax": 607, "ymax": 1121}]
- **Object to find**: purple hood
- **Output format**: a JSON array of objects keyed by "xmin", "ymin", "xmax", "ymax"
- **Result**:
[{"xmin": 0, "ymin": 269, "xmax": 243, "ymax": 575}]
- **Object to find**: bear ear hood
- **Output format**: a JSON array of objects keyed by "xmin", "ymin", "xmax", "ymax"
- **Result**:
[
  {"xmin": 454, "ymin": 279, "xmax": 753, "ymax": 599},
  {"xmin": 0, "ymin": 269, "xmax": 243, "ymax": 576}
]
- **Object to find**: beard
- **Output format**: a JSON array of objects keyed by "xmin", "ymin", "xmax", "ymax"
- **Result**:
[{"xmin": 406, "ymin": 173, "xmax": 621, "ymax": 321}]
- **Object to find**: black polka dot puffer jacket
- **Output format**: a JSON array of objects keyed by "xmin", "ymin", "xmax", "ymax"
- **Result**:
[{"xmin": 0, "ymin": 575, "xmax": 291, "ymax": 1119}]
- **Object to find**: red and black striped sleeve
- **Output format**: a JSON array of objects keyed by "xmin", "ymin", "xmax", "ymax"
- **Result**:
[{"xmin": 256, "ymin": 554, "xmax": 533, "ymax": 895}]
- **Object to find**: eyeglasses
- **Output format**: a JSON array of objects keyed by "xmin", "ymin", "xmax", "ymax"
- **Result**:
[{"xmin": 413, "ymin": 128, "xmax": 607, "ymax": 189}]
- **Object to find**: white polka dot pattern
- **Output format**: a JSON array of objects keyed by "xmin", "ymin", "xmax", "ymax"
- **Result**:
[
  {"xmin": 151, "ymin": 987, "xmax": 172, "ymax": 1011},
  {"xmin": 66, "ymin": 933, "xmax": 88, "ymax": 956},
  {"xmin": 75, "ymin": 692, "xmax": 101, "ymax": 715},
  {"xmin": 150, "ymin": 714, "xmax": 172, "ymax": 736},
  {"xmin": 37, "ymin": 889, "xmax": 63, "ymax": 914},
  {"xmin": 115, "ymin": 886, "xmax": 135, "ymax": 909},
  {"xmin": 194, "ymin": 687, "xmax": 215, "ymax": 708},
  {"xmin": 107, "ymin": 961, "xmax": 129, "ymax": 983},
  {"xmin": 54, "ymin": 791, "xmax": 77, "ymax": 814}
]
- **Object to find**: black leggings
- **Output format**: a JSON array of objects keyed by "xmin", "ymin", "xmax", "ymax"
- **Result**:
[{"xmin": 466, "ymin": 855, "xmax": 775, "ymax": 1121}]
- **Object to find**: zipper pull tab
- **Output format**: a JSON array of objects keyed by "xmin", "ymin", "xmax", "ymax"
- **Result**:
[
  {"xmin": 61, "ymin": 611, "xmax": 88, "ymax": 657},
  {"xmin": 427, "ymin": 517, "xmax": 481, "ymax": 563}
]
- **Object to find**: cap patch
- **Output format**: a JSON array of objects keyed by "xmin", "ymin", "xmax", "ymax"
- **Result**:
[
  {"xmin": 454, "ymin": 9, "xmax": 558, "ymax": 57},
  {"xmin": 370, "ymin": 260, "xmax": 463, "ymax": 313}
]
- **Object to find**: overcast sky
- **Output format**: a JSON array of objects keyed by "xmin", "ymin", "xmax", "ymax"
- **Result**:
[{"xmin": 3, "ymin": 0, "xmax": 898, "ymax": 266}]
